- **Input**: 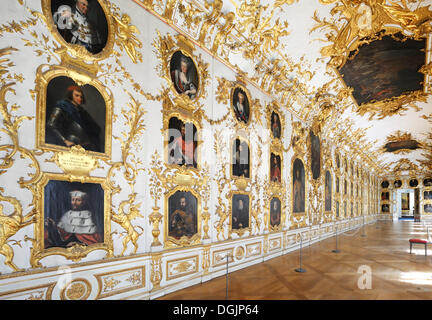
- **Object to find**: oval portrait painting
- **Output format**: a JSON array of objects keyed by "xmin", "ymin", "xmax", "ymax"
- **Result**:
[
  {"xmin": 232, "ymin": 87, "xmax": 250, "ymax": 125},
  {"xmin": 51, "ymin": 0, "xmax": 109, "ymax": 54},
  {"xmin": 170, "ymin": 50, "xmax": 199, "ymax": 99}
]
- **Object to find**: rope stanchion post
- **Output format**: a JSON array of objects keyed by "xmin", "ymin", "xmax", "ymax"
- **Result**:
[
  {"xmin": 295, "ymin": 234, "xmax": 306, "ymax": 273},
  {"xmin": 361, "ymin": 215, "xmax": 366, "ymax": 237},
  {"xmin": 332, "ymin": 224, "xmax": 340, "ymax": 253}
]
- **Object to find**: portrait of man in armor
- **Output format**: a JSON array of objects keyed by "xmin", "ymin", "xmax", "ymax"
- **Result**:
[
  {"xmin": 45, "ymin": 76, "xmax": 106, "ymax": 153},
  {"xmin": 51, "ymin": 0, "xmax": 108, "ymax": 54},
  {"xmin": 44, "ymin": 180, "xmax": 104, "ymax": 249},
  {"xmin": 170, "ymin": 51, "xmax": 198, "ymax": 99},
  {"xmin": 168, "ymin": 191, "xmax": 198, "ymax": 240}
]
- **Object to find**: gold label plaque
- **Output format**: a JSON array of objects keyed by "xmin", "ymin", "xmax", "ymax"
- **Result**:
[{"xmin": 56, "ymin": 146, "xmax": 98, "ymax": 177}]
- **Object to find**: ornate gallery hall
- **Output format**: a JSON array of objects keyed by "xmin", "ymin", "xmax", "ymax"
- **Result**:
[{"xmin": 0, "ymin": 0, "xmax": 431, "ymax": 301}]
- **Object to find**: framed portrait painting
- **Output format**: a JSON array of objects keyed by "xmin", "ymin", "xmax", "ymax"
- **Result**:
[
  {"xmin": 169, "ymin": 50, "xmax": 199, "ymax": 99},
  {"xmin": 292, "ymin": 158, "xmax": 305, "ymax": 214}
]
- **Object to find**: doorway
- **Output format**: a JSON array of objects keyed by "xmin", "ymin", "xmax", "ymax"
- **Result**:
[{"xmin": 396, "ymin": 189, "xmax": 414, "ymax": 219}]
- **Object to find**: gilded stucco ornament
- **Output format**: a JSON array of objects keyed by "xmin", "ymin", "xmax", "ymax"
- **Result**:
[
  {"xmin": 0, "ymin": 47, "xmax": 40, "ymax": 272},
  {"xmin": 312, "ymin": 0, "xmax": 432, "ymax": 120},
  {"xmin": 153, "ymin": 31, "xmax": 210, "ymax": 111},
  {"xmin": 148, "ymin": 151, "xmax": 210, "ymax": 249}
]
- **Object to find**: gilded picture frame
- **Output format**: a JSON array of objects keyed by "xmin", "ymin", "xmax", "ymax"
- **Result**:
[
  {"xmin": 164, "ymin": 187, "xmax": 201, "ymax": 248},
  {"xmin": 41, "ymin": 0, "xmax": 115, "ymax": 62},
  {"xmin": 163, "ymin": 113, "xmax": 201, "ymax": 172},
  {"xmin": 269, "ymin": 149, "xmax": 282, "ymax": 186},
  {"xmin": 35, "ymin": 64, "xmax": 113, "ymax": 159},
  {"xmin": 31, "ymin": 172, "xmax": 112, "ymax": 268},
  {"xmin": 230, "ymin": 136, "xmax": 252, "ymax": 183},
  {"xmin": 230, "ymin": 84, "xmax": 252, "ymax": 128},
  {"xmin": 229, "ymin": 190, "xmax": 251, "ymax": 238},
  {"xmin": 291, "ymin": 156, "xmax": 307, "ymax": 218},
  {"xmin": 269, "ymin": 195, "xmax": 283, "ymax": 232}
]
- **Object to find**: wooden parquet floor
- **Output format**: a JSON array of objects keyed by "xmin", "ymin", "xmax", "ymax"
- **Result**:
[{"xmin": 158, "ymin": 220, "xmax": 432, "ymax": 300}]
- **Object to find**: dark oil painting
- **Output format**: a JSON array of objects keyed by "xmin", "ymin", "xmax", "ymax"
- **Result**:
[
  {"xmin": 384, "ymin": 139, "xmax": 420, "ymax": 153},
  {"xmin": 325, "ymin": 170, "xmax": 332, "ymax": 212},
  {"xmin": 168, "ymin": 191, "xmax": 198, "ymax": 239},
  {"xmin": 51, "ymin": 0, "xmax": 108, "ymax": 54},
  {"xmin": 293, "ymin": 158, "xmax": 305, "ymax": 213},
  {"xmin": 168, "ymin": 117, "xmax": 198, "ymax": 168},
  {"xmin": 310, "ymin": 130, "xmax": 321, "ymax": 180},
  {"xmin": 45, "ymin": 76, "xmax": 106, "ymax": 153},
  {"xmin": 232, "ymin": 194, "xmax": 250, "ymax": 230},
  {"xmin": 170, "ymin": 51, "xmax": 199, "ymax": 99},
  {"xmin": 44, "ymin": 180, "xmax": 104, "ymax": 249},
  {"xmin": 232, "ymin": 138, "xmax": 250, "ymax": 178},
  {"xmin": 270, "ymin": 197, "xmax": 281, "ymax": 228},
  {"xmin": 339, "ymin": 33, "xmax": 425, "ymax": 105}
]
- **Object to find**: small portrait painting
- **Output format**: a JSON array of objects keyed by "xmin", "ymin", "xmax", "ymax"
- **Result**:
[
  {"xmin": 232, "ymin": 194, "xmax": 249, "ymax": 230},
  {"xmin": 168, "ymin": 191, "xmax": 198, "ymax": 240},
  {"xmin": 401, "ymin": 193, "xmax": 410, "ymax": 211},
  {"xmin": 344, "ymin": 179, "xmax": 347, "ymax": 195},
  {"xmin": 270, "ymin": 153, "xmax": 281, "ymax": 183},
  {"xmin": 382, "ymin": 204, "xmax": 389, "ymax": 213},
  {"xmin": 232, "ymin": 139, "xmax": 250, "ymax": 178},
  {"xmin": 344, "ymin": 201, "xmax": 347, "ymax": 216},
  {"xmin": 336, "ymin": 201, "xmax": 339, "ymax": 217},
  {"xmin": 51, "ymin": 0, "xmax": 108, "ymax": 54},
  {"xmin": 168, "ymin": 117, "xmax": 198, "ymax": 168},
  {"xmin": 232, "ymin": 87, "xmax": 250, "ymax": 124},
  {"xmin": 336, "ymin": 153, "xmax": 340, "ymax": 168},
  {"xmin": 293, "ymin": 158, "xmax": 305, "ymax": 213},
  {"xmin": 381, "ymin": 180, "xmax": 389, "ymax": 189},
  {"xmin": 424, "ymin": 178, "xmax": 432, "ymax": 187},
  {"xmin": 270, "ymin": 111, "xmax": 281, "ymax": 139},
  {"xmin": 394, "ymin": 180, "xmax": 402, "ymax": 188},
  {"xmin": 44, "ymin": 180, "xmax": 104, "ymax": 249},
  {"xmin": 381, "ymin": 192, "xmax": 389, "ymax": 200},
  {"xmin": 424, "ymin": 191, "xmax": 432, "ymax": 200},
  {"xmin": 310, "ymin": 130, "xmax": 321, "ymax": 180},
  {"xmin": 170, "ymin": 51, "xmax": 199, "ymax": 99},
  {"xmin": 409, "ymin": 179, "xmax": 418, "ymax": 187},
  {"xmin": 425, "ymin": 204, "xmax": 432, "ymax": 213},
  {"xmin": 344, "ymin": 159, "xmax": 348, "ymax": 173},
  {"xmin": 45, "ymin": 76, "xmax": 106, "ymax": 153},
  {"xmin": 336, "ymin": 177, "xmax": 340, "ymax": 193},
  {"xmin": 325, "ymin": 171, "xmax": 332, "ymax": 212},
  {"xmin": 270, "ymin": 197, "xmax": 281, "ymax": 228}
]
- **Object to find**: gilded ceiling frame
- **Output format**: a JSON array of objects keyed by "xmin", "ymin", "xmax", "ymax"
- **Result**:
[{"xmin": 313, "ymin": 0, "xmax": 432, "ymax": 120}]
